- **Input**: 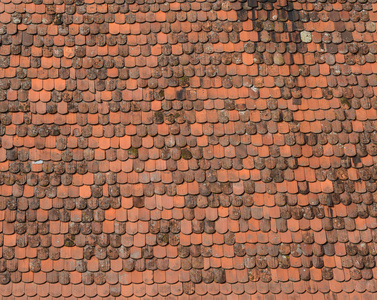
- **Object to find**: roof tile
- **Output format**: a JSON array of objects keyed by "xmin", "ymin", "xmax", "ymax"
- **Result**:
[{"xmin": 0, "ymin": 0, "xmax": 375, "ymax": 298}]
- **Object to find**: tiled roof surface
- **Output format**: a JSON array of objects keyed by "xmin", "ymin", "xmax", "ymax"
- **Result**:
[{"xmin": 1, "ymin": 0, "xmax": 377, "ymax": 298}]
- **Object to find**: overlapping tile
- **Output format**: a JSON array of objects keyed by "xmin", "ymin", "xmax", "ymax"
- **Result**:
[{"xmin": 0, "ymin": 0, "xmax": 377, "ymax": 298}]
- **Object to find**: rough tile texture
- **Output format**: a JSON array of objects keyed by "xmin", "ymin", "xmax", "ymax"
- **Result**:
[{"xmin": 0, "ymin": 0, "xmax": 377, "ymax": 298}]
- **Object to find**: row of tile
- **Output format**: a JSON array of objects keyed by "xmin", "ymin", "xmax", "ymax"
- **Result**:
[
  {"xmin": 0, "ymin": 180, "xmax": 372, "ymax": 199},
  {"xmin": 1, "ymin": 161, "xmax": 376, "ymax": 181},
  {"xmin": 4, "ymin": 102, "xmax": 377, "ymax": 122},
  {"xmin": 0, "ymin": 280, "xmax": 376, "ymax": 298},
  {"xmin": 1, "ymin": 230, "xmax": 376, "ymax": 252}
]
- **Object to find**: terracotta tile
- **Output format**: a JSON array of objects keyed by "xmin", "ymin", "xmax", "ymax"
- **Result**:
[
  {"xmin": 0, "ymin": 1, "xmax": 375, "ymax": 298},
  {"xmin": 79, "ymin": 185, "xmax": 91, "ymax": 198}
]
